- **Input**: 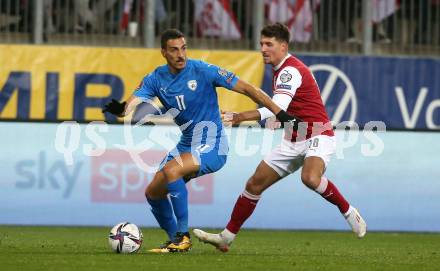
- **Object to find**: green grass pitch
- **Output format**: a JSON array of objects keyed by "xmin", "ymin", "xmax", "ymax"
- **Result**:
[{"xmin": 1, "ymin": 226, "xmax": 439, "ymax": 271}]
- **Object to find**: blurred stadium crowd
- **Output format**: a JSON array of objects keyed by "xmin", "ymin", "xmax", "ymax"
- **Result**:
[{"xmin": 0, "ymin": 0, "xmax": 439, "ymax": 55}]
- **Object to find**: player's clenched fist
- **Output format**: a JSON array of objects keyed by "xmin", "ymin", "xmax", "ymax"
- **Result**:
[{"xmin": 221, "ymin": 110, "xmax": 240, "ymax": 126}]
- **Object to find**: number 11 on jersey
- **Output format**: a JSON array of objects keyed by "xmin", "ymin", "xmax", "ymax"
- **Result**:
[{"xmin": 175, "ymin": 95, "xmax": 186, "ymax": 110}]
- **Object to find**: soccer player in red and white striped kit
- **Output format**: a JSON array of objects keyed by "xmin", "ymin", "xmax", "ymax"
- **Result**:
[{"xmin": 193, "ymin": 23, "xmax": 367, "ymax": 252}]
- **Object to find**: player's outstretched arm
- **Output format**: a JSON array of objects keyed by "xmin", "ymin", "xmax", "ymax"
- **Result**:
[
  {"xmin": 232, "ymin": 79, "xmax": 282, "ymax": 115},
  {"xmin": 221, "ymin": 110, "xmax": 260, "ymax": 126},
  {"xmin": 102, "ymin": 95, "xmax": 142, "ymax": 117},
  {"xmin": 231, "ymin": 79, "xmax": 300, "ymax": 124},
  {"xmin": 222, "ymin": 110, "xmax": 290, "ymax": 127}
]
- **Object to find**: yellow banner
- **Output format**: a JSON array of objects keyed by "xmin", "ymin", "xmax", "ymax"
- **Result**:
[{"xmin": 0, "ymin": 45, "xmax": 264, "ymax": 122}]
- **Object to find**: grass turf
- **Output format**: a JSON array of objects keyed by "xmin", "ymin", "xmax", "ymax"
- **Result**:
[{"xmin": 0, "ymin": 226, "xmax": 439, "ymax": 271}]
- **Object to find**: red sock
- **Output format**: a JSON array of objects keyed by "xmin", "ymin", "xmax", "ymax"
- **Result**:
[
  {"xmin": 225, "ymin": 190, "xmax": 260, "ymax": 234},
  {"xmin": 316, "ymin": 177, "xmax": 350, "ymax": 214}
]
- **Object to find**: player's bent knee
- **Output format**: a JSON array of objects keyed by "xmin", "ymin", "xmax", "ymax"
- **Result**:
[
  {"xmin": 162, "ymin": 165, "xmax": 181, "ymax": 183},
  {"xmin": 301, "ymin": 172, "xmax": 320, "ymax": 190},
  {"xmin": 245, "ymin": 176, "xmax": 264, "ymax": 195}
]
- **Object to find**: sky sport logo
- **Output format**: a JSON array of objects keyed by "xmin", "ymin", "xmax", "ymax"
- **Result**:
[{"xmin": 90, "ymin": 149, "xmax": 213, "ymax": 204}]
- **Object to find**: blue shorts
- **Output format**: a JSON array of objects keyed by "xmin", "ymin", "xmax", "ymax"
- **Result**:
[{"xmin": 158, "ymin": 142, "xmax": 228, "ymax": 180}]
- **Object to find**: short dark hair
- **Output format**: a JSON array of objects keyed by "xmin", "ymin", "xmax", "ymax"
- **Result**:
[
  {"xmin": 261, "ymin": 23, "xmax": 290, "ymax": 43},
  {"xmin": 161, "ymin": 29, "xmax": 185, "ymax": 49}
]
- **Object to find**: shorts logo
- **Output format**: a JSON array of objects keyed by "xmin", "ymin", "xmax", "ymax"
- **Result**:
[
  {"xmin": 276, "ymin": 84, "xmax": 292, "ymax": 90},
  {"xmin": 218, "ymin": 68, "xmax": 228, "ymax": 77},
  {"xmin": 280, "ymin": 70, "xmax": 292, "ymax": 83},
  {"xmin": 187, "ymin": 80, "xmax": 197, "ymax": 91}
]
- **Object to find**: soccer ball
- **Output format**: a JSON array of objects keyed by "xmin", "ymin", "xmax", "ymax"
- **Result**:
[{"xmin": 108, "ymin": 222, "xmax": 143, "ymax": 253}]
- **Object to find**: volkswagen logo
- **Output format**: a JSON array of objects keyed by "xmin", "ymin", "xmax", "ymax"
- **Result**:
[{"xmin": 309, "ymin": 64, "xmax": 357, "ymax": 125}]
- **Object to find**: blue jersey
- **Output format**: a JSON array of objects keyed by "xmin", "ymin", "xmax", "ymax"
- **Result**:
[{"xmin": 133, "ymin": 59, "xmax": 239, "ymax": 148}]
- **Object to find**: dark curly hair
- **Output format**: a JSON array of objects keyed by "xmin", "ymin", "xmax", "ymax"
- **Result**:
[{"xmin": 261, "ymin": 23, "xmax": 290, "ymax": 43}]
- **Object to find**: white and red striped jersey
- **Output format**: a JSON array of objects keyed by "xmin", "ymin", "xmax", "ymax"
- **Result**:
[{"xmin": 272, "ymin": 54, "xmax": 334, "ymax": 141}]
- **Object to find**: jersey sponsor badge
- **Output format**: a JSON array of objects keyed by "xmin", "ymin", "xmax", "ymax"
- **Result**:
[
  {"xmin": 187, "ymin": 80, "xmax": 197, "ymax": 91},
  {"xmin": 276, "ymin": 84, "xmax": 292, "ymax": 90},
  {"xmin": 280, "ymin": 70, "xmax": 292, "ymax": 83},
  {"xmin": 218, "ymin": 68, "xmax": 228, "ymax": 77}
]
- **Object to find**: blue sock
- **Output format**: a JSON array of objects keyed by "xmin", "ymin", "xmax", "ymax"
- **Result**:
[
  {"xmin": 146, "ymin": 197, "xmax": 177, "ymax": 241},
  {"xmin": 167, "ymin": 178, "xmax": 189, "ymax": 233}
]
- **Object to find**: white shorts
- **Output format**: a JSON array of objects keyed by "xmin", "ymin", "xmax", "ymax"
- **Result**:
[{"xmin": 263, "ymin": 135, "xmax": 336, "ymax": 178}]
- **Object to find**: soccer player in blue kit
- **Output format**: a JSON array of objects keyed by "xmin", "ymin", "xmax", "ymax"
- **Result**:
[{"xmin": 103, "ymin": 29, "xmax": 298, "ymax": 253}]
